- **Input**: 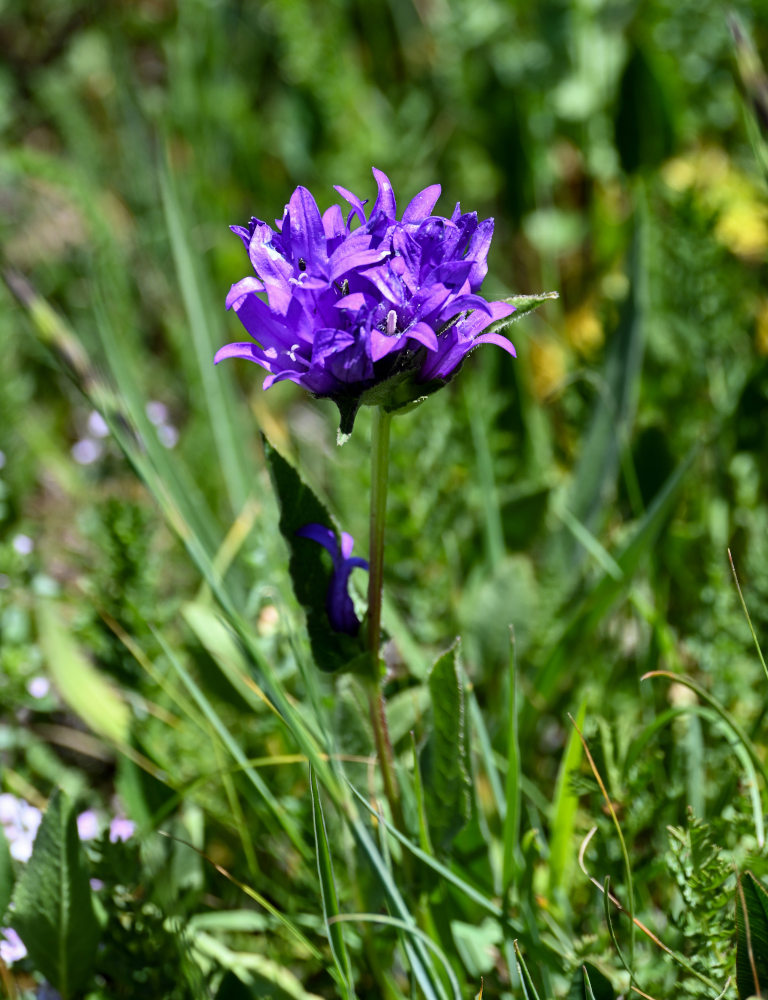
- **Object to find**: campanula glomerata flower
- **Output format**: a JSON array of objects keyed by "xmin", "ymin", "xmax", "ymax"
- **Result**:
[
  {"xmin": 215, "ymin": 169, "xmax": 517, "ymax": 434},
  {"xmin": 296, "ymin": 524, "xmax": 368, "ymax": 635}
]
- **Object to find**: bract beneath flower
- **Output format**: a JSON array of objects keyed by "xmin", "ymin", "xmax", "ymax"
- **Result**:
[{"xmin": 215, "ymin": 168, "xmax": 516, "ymax": 435}]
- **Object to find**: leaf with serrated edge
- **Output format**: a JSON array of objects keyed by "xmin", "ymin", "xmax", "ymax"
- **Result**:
[
  {"xmin": 11, "ymin": 790, "xmax": 100, "ymax": 998},
  {"xmin": 421, "ymin": 640, "xmax": 471, "ymax": 849},
  {"xmin": 0, "ymin": 823, "xmax": 13, "ymax": 919},
  {"xmin": 264, "ymin": 440, "xmax": 367, "ymax": 674},
  {"xmin": 736, "ymin": 871, "xmax": 768, "ymax": 999}
]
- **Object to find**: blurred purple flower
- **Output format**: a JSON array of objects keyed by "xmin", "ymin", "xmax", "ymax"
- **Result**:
[
  {"xmin": 76, "ymin": 810, "xmax": 99, "ymax": 841},
  {"xmin": 109, "ymin": 816, "xmax": 135, "ymax": 842},
  {"xmin": 0, "ymin": 927, "xmax": 27, "ymax": 965},
  {"xmin": 0, "ymin": 793, "xmax": 41, "ymax": 862},
  {"xmin": 215, "ymin": 169, "xmax": 516, "ymax": 433},
  {"xmin": 296, "ymin": 524, "xmax": 368, "ymax": 635}
]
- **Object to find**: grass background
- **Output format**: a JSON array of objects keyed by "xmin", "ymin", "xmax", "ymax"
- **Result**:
[{"xmin": 1, "ymin": 1, "xmax": 768, "ymax": 998}]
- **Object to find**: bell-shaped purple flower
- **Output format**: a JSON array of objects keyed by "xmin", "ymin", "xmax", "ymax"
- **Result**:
[
  {"xmin": 215, "ymin": 169, "xmax": 516, "ymax": 434},
  {"xmin": 296, "ymin": 524, "xmax": 368, "ymax": 635}
]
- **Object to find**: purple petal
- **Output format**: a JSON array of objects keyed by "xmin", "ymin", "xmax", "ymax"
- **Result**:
[
  {"xmin": 360, "ymin": 264, "xmax": 406, "ymax": 306},
  {"xmin": 371, "ymin": 168, "xmax": 397, "ymax": 220},
  {"xmin": 285, "ymin": 186, "xmax": 327, "ymax": 266},
  {"xmin": 248, "ymin": 225, "xmax": 293, "ymax": 313},
  {"xmin": 402, "ymin": 184, "xmax": 442, "ymax": 223},
  {"xmin": 329, "ymin": 232, "xmax": 389, "ymax": 283},
  {"xmin": 334, "ymin": 291, "xmax": 372, "ymax": 311},
  {"xmin": 214, "ymin": 342, "xmax": 262, "ymax": 364},
  {"xmin": 334, "ymin": 184, "xmax": 368, "ymax": 228},
  {"xmin": 340, "ymin": 532, "xmax": 355, "ymax": 560},
  {"xmin": 406, "ymin": 321, "xmax": 438, "ymax": 352},
  {"xmin": 327, "ymin": 555, "xmax": 368, "ymax": 634},
  {"xmin": 296, "ymin": 523, "xmax": 339, "ymax": 561},
  {"xmin": 465, "ymin": 218, "xmax": 494, "ymax": 288},
  {"xmin": 473, "ymin": 331, "xmax": 517, "ymax": 357},
  {"xmin": 225, "ymin": 276, "xmax": 264, "ymax": 310},
  {"xmin": 370, "ymin": 329, "xmax": 406, "ymax": 362},
  {"xmin": 439, "ymin": 293, "xmax": 494, "ymax": 318},
  {"xmin": 312, "ymin": 327, "xmax": 357, "ymax": 362},
  {"xmin": 322, "ymin": 203, "xmax": 346, "ymax": 239}
]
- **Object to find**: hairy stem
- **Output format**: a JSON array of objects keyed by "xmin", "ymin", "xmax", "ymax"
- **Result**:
[{"xmin": 366, "ymin": 407, "xmax": 402, "ymax": 824}]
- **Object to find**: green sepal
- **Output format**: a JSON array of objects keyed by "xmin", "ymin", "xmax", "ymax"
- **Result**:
[{"xmin": 264, "ymin": 439, "xmax": 368, "ymax": 674}]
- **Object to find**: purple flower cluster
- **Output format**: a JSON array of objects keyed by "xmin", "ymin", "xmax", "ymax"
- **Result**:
[{"xmin": 215, "ymin": 169, "xmax": 516, "ymax": 433}]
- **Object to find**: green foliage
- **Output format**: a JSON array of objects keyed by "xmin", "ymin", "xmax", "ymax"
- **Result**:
[
  {"xmin": 1, "ymin": 0, "xmax": 768, "ymax": 997},
  {"xmin": 420, "ymin": 641, "xmax": 472, "ymax": 851},
  {"xmin": 566, "ymin": 963, "xmax": 615, "ymax": 1000},
  {"xmin": 737, "ymin": 872, "xmax": 768, "ymax": 1000},
  {"xmin": 0, "ymin": 822, "xmax": 13, "ymax": 919},
  {"xmin": 265, "ymin": 439, "xmax": 368, "ymax": 674},
  {"xmin": 10, "ymin": 791, "xmax": 100, "ymax": 999}
]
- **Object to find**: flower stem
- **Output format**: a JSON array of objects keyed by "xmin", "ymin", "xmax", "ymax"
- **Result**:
[
  {"xmin": 367, "ymin": 406, "xmax": 392, "ymax": 669},
  {"xmin": 366, "ymin": 407, "xmax": 401, "ymax": 824}
]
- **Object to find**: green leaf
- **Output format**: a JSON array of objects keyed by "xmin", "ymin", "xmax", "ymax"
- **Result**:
[
  {"xmin": 736, "ymin": 871, "xmax": 768, "ymax": 999},
  {"xmin": 450, "ymin": 918, "xmax": 502, "ymax": 977},
  {"xmin": 264, "ymin": 440, "xmax": 367, "ymax": 673},
  {"xmin": 421, "ymin": 641, "xmax": 471, "ymax": 849},
  {"xmin": 0, "ymin": 822, "xmax": 13, "ymax": 919},
  {"xmin": 10, "ymin": 790, "xmax": 100, "ymax": 999},
  {"xmin": 566, "ymin": 964, "xmax": 614, "ymax": 1000},
  {"xmin": 548, "ymin": 701, "xmax": 587, "ymax": 895},
  {"xmin": 37, "ymin": 599, "xmax": 130, "ymax": 744}
]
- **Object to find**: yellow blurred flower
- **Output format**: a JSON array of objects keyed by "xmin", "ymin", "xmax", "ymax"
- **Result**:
[
  {"xmin": 716, "ymin": 202, "xmax": 768, "ymax": 259},
  {"xmin": 661, "ymin": 146, "xmax": 768, "ymax": 259},
  {"xmin": 530, "ymin": 337, "xmax": 567, "ymax": 400},
  {"xmin": 566, "ymin": 304, "xmax": 604, "ymax": 355}
]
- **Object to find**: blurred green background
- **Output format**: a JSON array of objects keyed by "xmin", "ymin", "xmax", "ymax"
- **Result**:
[{"xmin": 2, "ymin": 0, "xmax": 768, "ymax": 995}]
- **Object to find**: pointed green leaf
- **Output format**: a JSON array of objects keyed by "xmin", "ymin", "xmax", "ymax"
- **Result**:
[
  {"xmin": 737, "ymin": 871, "xmax": 768, "ymax": 999},
  {"xmin": 548, "ymin": 701, "xmax": 587, "ymax": 894},
  {"xmin": 264, "ymin": 440, "xmax": 367, "ymax": 673},
  {"xmin": 10, "ymin": 790, "xmax": 100, "ymax": 999},
  {"xmin": 566, "ymin": 964, "xmax": 614, "ymax": 1000},
  {"xmin": 421, "ymin": 641, "xmax": 471, "ymax": 849}
]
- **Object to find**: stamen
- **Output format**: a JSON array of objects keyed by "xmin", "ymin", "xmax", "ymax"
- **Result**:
[{"xmin": 386, "ymin": 309, "xmax": 397, "ymax": 337}]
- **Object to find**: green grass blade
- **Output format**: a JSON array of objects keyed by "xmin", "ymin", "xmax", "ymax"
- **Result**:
[
  {"xmin": 159, "ymin": 152, "xmax": 252, "ymax": 515},
  {"xmin": 502, "ymin": 630, "xmax": 522, "ymax": 893},
  {"xmin": 331, "ymin": 914, "xmax": 462, "ymax": 1000},
  {"xmin": 309, "ymin": 768, "xmax": 355, "ymax": 1000},
  {"xmin": 152, "ymin": 627, "xmax": 310, "ymax": 859}
]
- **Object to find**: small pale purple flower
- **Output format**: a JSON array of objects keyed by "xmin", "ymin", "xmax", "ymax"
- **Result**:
[
  {"xmin": 76, "ymin": 810, "xmax": 99, "ymax": 841},
  {"xmin": 296, "ymin": 524, "xmax": 368, "ymax": 635},
  {"xmin": 0, "ymin": 794, "xmax": 41, "ymax": 862},
  {"xmin": 215, "ymin": 169, "xmax": 516, "ymax": 434},
  {"xmin": 0, "ymin": 927, "xmax": 27, "ymax": 965},
  {"xmin": 109, "ymin": 816, "xmax": 135, "ymax": 842}
]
